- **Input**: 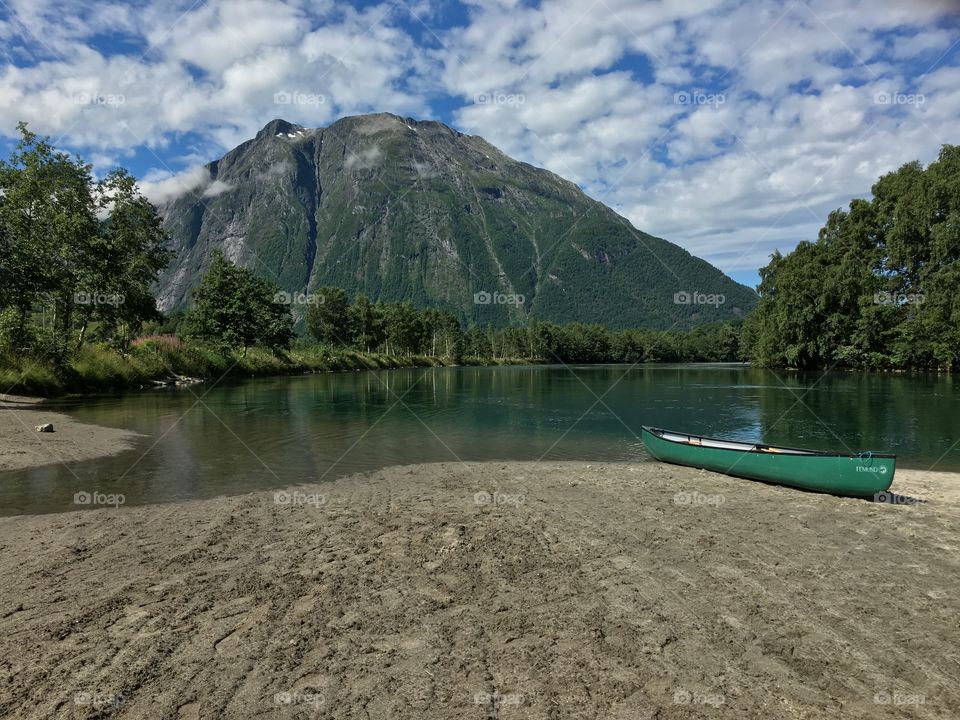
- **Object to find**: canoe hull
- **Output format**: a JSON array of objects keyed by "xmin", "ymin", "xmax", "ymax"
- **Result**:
[{"xmin": 641, "ymin": 427, "xmax": 895, "ymax": 497}]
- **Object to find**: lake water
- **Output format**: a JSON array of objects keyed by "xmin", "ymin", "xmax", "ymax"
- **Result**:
[{"xmin": 3, "ymin": 363, "xmax": 958, "ymax": 515}]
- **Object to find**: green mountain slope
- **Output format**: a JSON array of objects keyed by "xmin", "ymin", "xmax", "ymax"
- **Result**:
[{"xmin": 156, "ymin": 113, "xmax": 756, "ymax": 329}]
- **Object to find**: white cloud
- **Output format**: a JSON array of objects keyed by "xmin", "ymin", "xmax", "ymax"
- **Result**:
[
  {"xmin": 139, "ymin": 165, "xmax": 211, "ymax": 205},
  {"xmin": 148, "ymin": 0, "xmax": 308, "ymax": 75},
  {"xmin": 202, "ymin": 179, "xmax": 234, "ymax": 198},
  {"xmin": 0, "ymin": 0, "xmax": 428, "ymax": 154},
  {"xmin": 438, "ymin": 0, "xmax": 960, "ymax": 277},
  {"xmin": 344, "ymin": 144, "xmax": 382, "ymax": 170},
  {"xmin": 0, "ymin": 0, "xmax": 957, "ymax": 281}
]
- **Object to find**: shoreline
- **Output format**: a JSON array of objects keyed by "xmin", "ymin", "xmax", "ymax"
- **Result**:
[
  {"xmin": 1, "ymin": 387, "xmax": 956, "ymax": 487},
  {"xmin": 2, "ymin": 461, "xmax": 958, "ymax": 718},
  {"xmin": 1, "ymin": 346, "xmax": 542, "ymax": 399},
  {"xmin": 0, "ymin": 394, "xmax": 144, "ymax": 472}
]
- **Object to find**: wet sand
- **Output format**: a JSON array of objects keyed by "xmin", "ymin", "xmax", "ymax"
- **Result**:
[
  {"xmin": 0, "ymin": 395, "xmax": 143, "ymax": 472},
  {"xmin": 1, "ymin": 462, "xmax": 958, "ymax": 719}
]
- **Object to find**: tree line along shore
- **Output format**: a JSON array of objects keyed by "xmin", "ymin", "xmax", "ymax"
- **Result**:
[{"xmin": 1, "ymin": 123, "xmax": 958, "ymax": 396}]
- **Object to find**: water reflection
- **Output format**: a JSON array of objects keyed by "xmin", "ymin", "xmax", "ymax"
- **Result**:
[{"xmin": 2, "ymin": 364, "xmax": 957, "ymax": 515}]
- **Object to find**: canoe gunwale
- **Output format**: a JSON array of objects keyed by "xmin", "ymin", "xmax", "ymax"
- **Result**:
[{"xmin": 641, "ymin": 426, "xmax": 897, "ymax": 460}]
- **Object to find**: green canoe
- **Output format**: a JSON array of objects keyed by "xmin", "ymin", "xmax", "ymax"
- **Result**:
[{"xmin": 641, "ymin": 426, "xmax": 895, "ymax": 497}]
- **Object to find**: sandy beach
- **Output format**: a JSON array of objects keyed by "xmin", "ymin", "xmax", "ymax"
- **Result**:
[
  {"xmin": 0, "ymin": 395, "xmax": 143, "ymax": 472},
  {"xmin": 1, "ymin": 461, "xmax": 958, "ymax": 719}
]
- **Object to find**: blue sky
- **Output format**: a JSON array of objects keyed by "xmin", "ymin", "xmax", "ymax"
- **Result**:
[{"xmin": 1, "ymin": 0, "xmax": 959, "ymax": 288}]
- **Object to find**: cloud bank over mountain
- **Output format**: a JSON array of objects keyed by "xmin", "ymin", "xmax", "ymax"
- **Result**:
[{"xmin": 1, "ymin": 0, "xmax": 957, "ymax": 283}]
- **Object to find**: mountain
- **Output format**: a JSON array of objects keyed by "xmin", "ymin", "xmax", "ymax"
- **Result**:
[{"xmin": 155, "ymin": 113, "xmax": 756, "ymax": 329}]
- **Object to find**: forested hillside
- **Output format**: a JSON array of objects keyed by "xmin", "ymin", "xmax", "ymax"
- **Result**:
[{"xmin": 156, "ymin": 114, "xmax": 756, "ymax": 329}]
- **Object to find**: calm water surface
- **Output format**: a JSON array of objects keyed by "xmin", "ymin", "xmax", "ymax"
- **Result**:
[{"xmin": 3, "ymin": 363, "xmax": 958, "ymax": 515}]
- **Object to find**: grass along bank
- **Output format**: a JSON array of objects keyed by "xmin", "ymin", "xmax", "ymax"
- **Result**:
[{"xmin": 0, "ymin": 335, "xmax": 533, "ymax": 397}]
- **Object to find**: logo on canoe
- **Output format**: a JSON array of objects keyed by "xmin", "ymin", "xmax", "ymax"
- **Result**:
[{"xmin": 856, "ymin": 465, "xmax": 888, "ymax": 474}]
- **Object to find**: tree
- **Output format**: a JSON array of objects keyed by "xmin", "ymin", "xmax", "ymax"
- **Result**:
[
  {"xmin": 499, "ymin": 325, "xmax": 527, "ymax": 359},
  {"xmin": 305, "ymin": 286, "xmax": 351, "ymax": 346},
  {"xmin": 0, "ymin": 123, "xmax": 98, "ymax": 352},
  {"xmin": 611, "ymin": 329, "xmax": 644, "ymax": 363},
  {"xmin": 0, "ymin": 123, "xmax": 172, "ymax": 362},
  {"xmin": 436, "ymin": 311, "xmax": 462, "ymax": 358},
  {"xmin": 77, "ymin": 169, "xmax": 172, "ymax": 347},
  {"xmin": 744, "ymin": 144, "xmax": 960, "ymax": 370},
  {"xmin": 347, "ymin": 293, "xmax": 383, "ymax": 352},
  {"xmin": 381, "ymin": 301, "xmax": 428, "ymax": 355},
  {"xmin": 528, "ymin": 320, "xmax": 555, "ymax": 360},
  {"xmin": 417, "ymin": 308, "xmax": 462, "ymax": 358},
  {"xmin": 181, "ymin": 251, "xmax": 292, "ymax": 353},
  {"xmin": 463, "ymin": 325, "xmax": 490, "ymax": 359}
]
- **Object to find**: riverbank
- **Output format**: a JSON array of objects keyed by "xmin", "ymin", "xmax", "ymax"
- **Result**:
[
  {"xmin": 2, "ymin": 462, "xmax": 958, "ymax": 719},
  {"xmin": 0, "ymin": 338, "xmax": 535, "ymax": 397},
  {"xmin": 0, "ymin": 394, "xmax": 144, "ymax": 471}
]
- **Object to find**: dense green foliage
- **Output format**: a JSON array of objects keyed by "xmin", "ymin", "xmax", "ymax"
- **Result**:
[
  {"xmin": 0, "ymin": 124, "xmax": 170, "ymax": 369},
  {"xmin": 744, "ymin": 145, "xmax": 960, "ymax": 370},
  {"xmin": 305, "ymin": 287, "xmax": 350, "ymax": 345},
  {"xmin": 181, "ymin": 251, "xmax": 293, "ymax": 353},
  {"xmin": 0, "ymin": 335, "xmax": 467, "ymax": 396},
  {"xmin": 300, "ymin": 285, "xmax": 744, "ymax": 364}
]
